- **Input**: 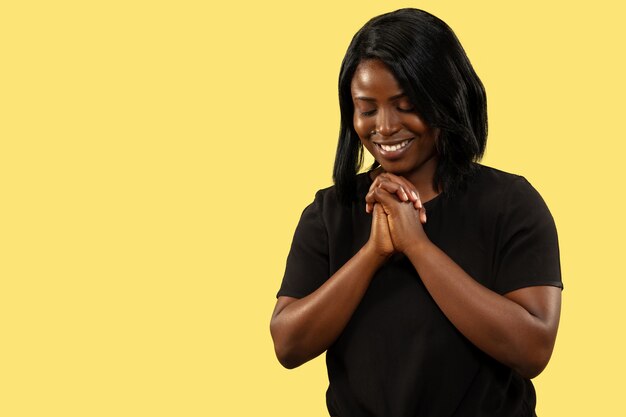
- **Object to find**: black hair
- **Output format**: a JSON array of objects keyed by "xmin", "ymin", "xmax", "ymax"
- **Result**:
[{"xmin": 333, "ymin": 8, "xmax": 488, "ymax": 203}]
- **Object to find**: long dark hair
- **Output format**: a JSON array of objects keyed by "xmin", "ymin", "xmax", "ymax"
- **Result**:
[{"xmin": 333, "ymin": 8, "xmax": 488, "ymax": 203}]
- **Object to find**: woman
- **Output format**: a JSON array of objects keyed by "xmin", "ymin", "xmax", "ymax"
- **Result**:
[{"xmin": 270, "ymin": 8, "xmax": 562, "ymax": 417}]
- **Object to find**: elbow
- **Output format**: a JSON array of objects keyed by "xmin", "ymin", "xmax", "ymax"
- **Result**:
[
  {"xmin": 512, "ymin": 342, "xmax": 555, "ymax": 379},
  {"xmin": 514, "ymin": 362, "xmax": 546, "ymax": 380},
  {"xmin": 271, "ymin": 331, "xmax": 303, "ymax": 369},
  {"xmin": 274, "ymin": 348, "xmax": 304, "ymax": 370},
  {"xmin": 270, "ymin": 318, "xmax": 305, "ymax": 369}
]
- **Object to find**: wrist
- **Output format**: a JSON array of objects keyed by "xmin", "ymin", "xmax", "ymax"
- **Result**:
[
  {"xmin": 362, "ymin": 240, "xmax": 393, "ymax": 266},
  {"xmin": 402, "ymin": 237, "xmax": 431, "ymax": 260}
]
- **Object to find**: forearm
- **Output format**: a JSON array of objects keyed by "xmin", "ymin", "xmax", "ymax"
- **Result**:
[
  {"xmin": 270, "ymin": 244, "xmax": 386, "ymax": 369},
  {"xmin": 405, "ymin": 241, "xmax": 558, "ymax": 378}
]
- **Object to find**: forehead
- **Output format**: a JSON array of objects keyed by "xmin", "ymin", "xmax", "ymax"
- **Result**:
[{"xmin": 350, "ymin": 59, "xmax": 403, "ymax": 97}]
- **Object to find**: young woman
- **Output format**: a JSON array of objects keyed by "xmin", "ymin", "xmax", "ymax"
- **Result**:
[{"xmin": 270, "ymin": 8, "xmax": 562, "ymax": 417}]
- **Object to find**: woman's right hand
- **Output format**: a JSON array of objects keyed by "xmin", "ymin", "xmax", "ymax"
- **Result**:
[{"xmin": 366, "ymin": 203, "xmax": 395, "ymax": 259}]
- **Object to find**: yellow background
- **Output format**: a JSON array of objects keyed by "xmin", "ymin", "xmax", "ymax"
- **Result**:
[{"xmin": 1, "ymin": 1, "xmax": 624, "ymax": 415}]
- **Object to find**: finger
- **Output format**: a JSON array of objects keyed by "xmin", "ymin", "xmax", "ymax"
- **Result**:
[
  {"xmin": 419, "ymin": 206, "xmax": 427, "ymax": 224},
  {"xmin": 376, "ymin": 173, "xmax": 422, "ymax": 209},
  {"xmin": 365, "ymin": 189, "xmax": 376, "ymax": 206},
  {"xmin": 413, "ymin": 190, "xmax": 423, "ymax": 211},
  {"xmin": 382, "ymin": 173, "xmax": 422, "ymax": 209},
  {"xmin": 365, "ymin": 189, "xmax": 384, "ymax": 207},
  {"xmin": 369, "ymin": 175, "xmax": 408, "ymax": 202},
  {"xmin": 377, "ymin": 179, "xmax": 409, "ymax": 202},
  {"xmin": 366, "ymin": 180, "xmax": 406, "ymax": 206},
  {"xmin": 371, "ymin": 187, "xmax": 400, "ymax": 214}
]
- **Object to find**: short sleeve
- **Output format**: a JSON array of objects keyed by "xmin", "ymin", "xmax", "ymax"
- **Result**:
[
  {"xmin": 493, "ymin": 177, "xmax": 562, "ymax": 295},
  {"xmin": 277, "ymin": 191, "xmax": 330, "ymax": 298}
]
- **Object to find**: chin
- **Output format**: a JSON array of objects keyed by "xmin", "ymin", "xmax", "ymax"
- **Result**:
[
  {"xmin": 377, "ymin": 155, "xmax": 438, "ymax": 179},
  {"xmin": 377, "ymin": 161, "xmax": 413, "ymax": 175}
]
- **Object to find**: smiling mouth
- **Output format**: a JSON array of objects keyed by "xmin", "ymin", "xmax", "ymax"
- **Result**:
[{"xmin": 374, "ymin": 138, "xmax": 413, "ymax": 152}]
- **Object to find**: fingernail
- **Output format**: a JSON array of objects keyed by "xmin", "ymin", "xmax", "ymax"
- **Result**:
[{"xmin": 411, "ymin": 191, "xmax": 418, "ymax": 200}]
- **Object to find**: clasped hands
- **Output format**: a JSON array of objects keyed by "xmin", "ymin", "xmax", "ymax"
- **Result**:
[{"xmin": 365, "ymin": 172, "xmax": 429, "ymax": 258}]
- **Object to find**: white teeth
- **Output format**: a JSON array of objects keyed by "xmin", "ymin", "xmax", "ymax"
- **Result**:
[{"xmin": 379, "ymin": 139, "xmax": 410, "ymax": 152}]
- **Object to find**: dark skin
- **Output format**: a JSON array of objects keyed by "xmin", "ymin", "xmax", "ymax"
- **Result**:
[{"xmin": 270, "ymin": 59, "xmax": 561, "ymax": 378}]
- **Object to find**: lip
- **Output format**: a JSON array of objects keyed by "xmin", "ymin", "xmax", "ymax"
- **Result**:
[{"xmin": 373, "ymin": 138, "xmax": 414, "ymax": 160}]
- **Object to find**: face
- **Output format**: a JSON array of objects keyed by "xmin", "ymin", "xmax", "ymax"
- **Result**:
[{"xmin": 351, "ymin": 59, "xmax": 439, "ymax": 186}]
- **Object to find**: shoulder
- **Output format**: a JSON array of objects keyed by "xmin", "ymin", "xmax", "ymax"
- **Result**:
[
  {"xmin": 464, "ymin": 164, "xmax": 545, "ymax": 206},
  {"xmin": 444, "ymin": 164, "xmax": 554, "ymax": 229},
  {"xmin": 469, "ymin": 164, "xmax": 526, "ymax": 191},
  {"xmin": 468, "ymin": 165, "xmax": 556, "ymax": 236}
]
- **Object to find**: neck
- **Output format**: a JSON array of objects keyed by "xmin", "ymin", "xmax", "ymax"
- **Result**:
[{"xmin": 403, "ymin": 156, "xmax": 440, "ymax": 203}]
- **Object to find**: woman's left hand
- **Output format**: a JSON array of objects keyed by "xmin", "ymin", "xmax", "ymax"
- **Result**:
[
  {"xmin": 366, "ymin": 184, "xmax": 429, "ymax": 254},
  {"xmin": 365, "ymin": 172, "xmax": 427, "ymax": 224}
]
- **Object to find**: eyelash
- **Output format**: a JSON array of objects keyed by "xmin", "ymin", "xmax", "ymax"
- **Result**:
[{"xmin": 360, "ymin": 106, "xmax": 414, "ymax": 117}]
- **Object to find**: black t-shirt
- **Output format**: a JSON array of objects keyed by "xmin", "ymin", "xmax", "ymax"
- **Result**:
[{"xmin": 277, "ymin": 165, "xmax": 562, "ymax": 417}]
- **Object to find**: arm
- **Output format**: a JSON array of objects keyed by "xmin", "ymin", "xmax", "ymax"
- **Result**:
[
  {"xmin": 405, "ymin": 241, "xmax": 561, "ymax": 379},
  {"xmin": 270, "ymin": 204, "xmax": 393, "ymax": 369},
  {"xmin": 369, "ymin": 185, "xmax": 561, "ymax": 379}
]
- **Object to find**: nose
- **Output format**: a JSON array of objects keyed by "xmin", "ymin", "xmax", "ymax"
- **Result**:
[{"xmin": 375, "ymin": 107, "xmax": 401, "ymax": 137}]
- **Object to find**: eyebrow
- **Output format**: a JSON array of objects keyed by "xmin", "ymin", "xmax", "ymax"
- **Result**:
[{"xmin": 355, "ymin": 93, "xmax": 406, "ymax": 102}]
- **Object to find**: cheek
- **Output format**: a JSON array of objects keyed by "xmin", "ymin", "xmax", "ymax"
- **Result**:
[
  {"xmin": 360, "ymin": 138, "xmax": 375, "ymax": 157},
  {"xmin": 353, "ymin": 116, "xmax": 370, "ymax": 139},
  {"xmin": 356, "ymin": 130, "xmax": 375, "ymax": 153}
]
